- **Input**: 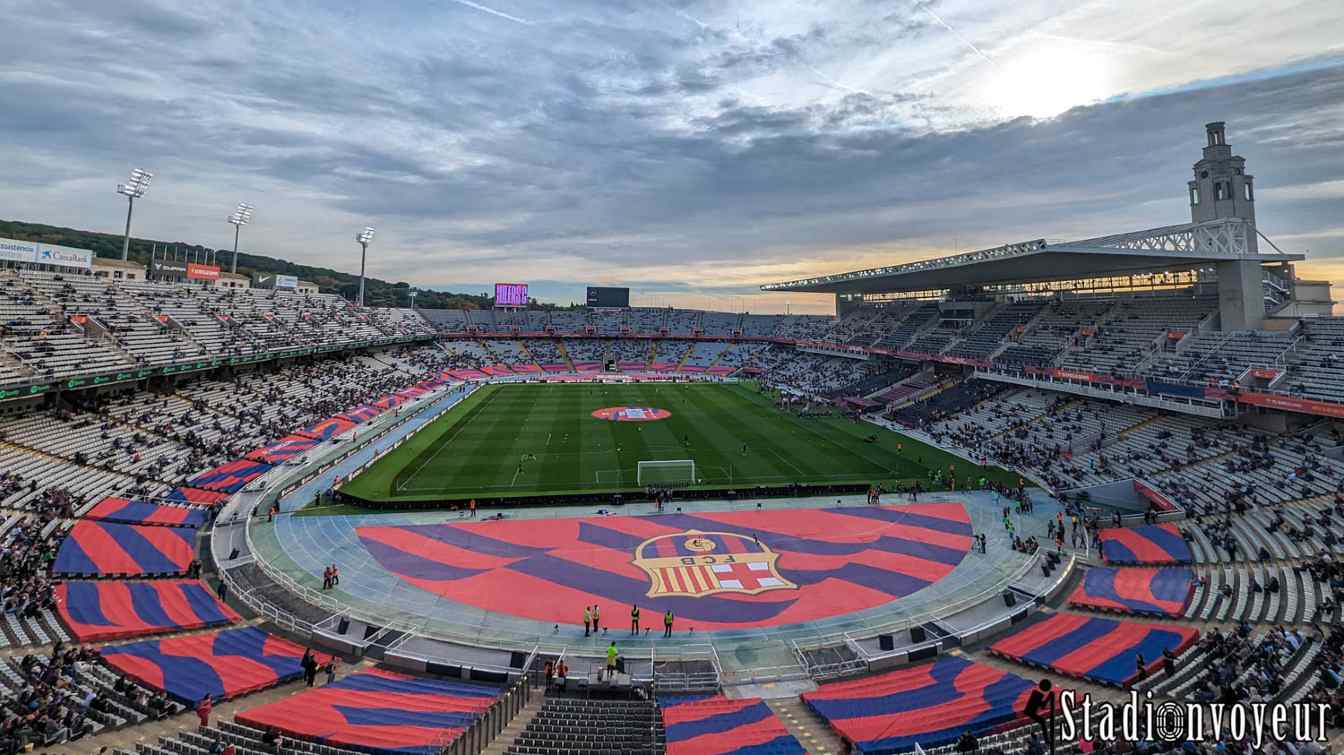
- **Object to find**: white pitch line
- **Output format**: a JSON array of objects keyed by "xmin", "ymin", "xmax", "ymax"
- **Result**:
[{"xmin": 397, "ymin": 388, "xmax": 499, "ymax": 492}]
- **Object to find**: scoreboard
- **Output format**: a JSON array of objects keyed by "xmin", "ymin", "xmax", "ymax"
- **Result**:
[{"xmin": 586, "ymin": 286, "xmax": 630, "ymax": 308}]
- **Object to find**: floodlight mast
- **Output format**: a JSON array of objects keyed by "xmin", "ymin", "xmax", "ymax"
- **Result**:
[
  {"xmin": 115, "ymin": 168, "xmax": 153, "ymax": 261},
  {"xmin": 355, "ymin": 226, "xmax": 375, "ymax": 306},
  {"xmin": 226, "ymin": 202, "xmax": 255, "ymax": 274}
]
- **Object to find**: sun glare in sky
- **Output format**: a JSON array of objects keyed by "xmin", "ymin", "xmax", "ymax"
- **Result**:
[{"xmin": 982, "ymin": 44, "xmax": 1113, "ymax": 119}]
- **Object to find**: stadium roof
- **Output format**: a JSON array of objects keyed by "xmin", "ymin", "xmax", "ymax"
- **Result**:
[{"xmin": 761, "ymin": 219, "xmax": 1303, "ymax": 294}]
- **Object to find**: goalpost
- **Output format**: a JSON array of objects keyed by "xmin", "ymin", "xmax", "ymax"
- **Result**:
[{"xmin": 637, "ymin": 459, "xmax": 698, "ymax": 488}]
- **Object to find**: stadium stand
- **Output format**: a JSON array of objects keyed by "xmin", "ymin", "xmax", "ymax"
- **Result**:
[
  {"xmin": 801, "ymin": 656, "xmax": 1040, "ymax": 754},
  {"xmin": 661, "ymin": 695, "xmax": 804, "ymax": 755},
  {"xmin": 507, "ymin": 696, "xmax": 663, "ymax": 755},
  {"xmin": 53, "ymin": 521, "xmax": 197, "ymax": 577},
  {"xmin": 84, "ymin": 497, "xmax": 207, "ymax": 528},
  {"xmin": 1135, "ymin": 625, "xmax": 1321, "ymax": 707},
  {"xmin": 944, "ymin": 301, "xmax": 1045, "ymax": 361},
  {"xmin": 1069, "ymin": 566, "xmax": 1194, "ymax": 618},
  {"xmin": 55, "ymin": 580, "xmax": 239, "ymax": 642},
  {"xmin": 236, "ymin": 668, "xmax": 502, "ymax": 755},
  {"xmin": 990, "ymin": 613, "xmax": 1198, "ymax": 687},
  {"xmin": 1098, "ymin": 523, "xmax": 1193, "ymax": 565},
  {"xmin": 99, "ymin": 626, "xmax": 328, "ymax": 703}
]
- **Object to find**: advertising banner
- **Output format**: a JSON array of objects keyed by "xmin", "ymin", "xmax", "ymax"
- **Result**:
[
  {"xmin": 274, "ymin": 274, "xmax": 298, "ymax": 289},
  {"xmin": 0, "ymin": 237, "xmax": 38, "ymax": 264},
  {"xmin": 152, "ymin": 260, "xmax": 188, "ymax": 276},
  {"xmin": 35, "ymin": 243, "xmax": 93, "ymax": 269},
  {"xmin": 1234, "ymin": 391, "xmax": 1344, "ymax": 419},
  {"xmin": 186, "ymin": 263, "xmax": 221, "ymax": 281},
  {"xmin": 0, "ymin": 237, "xmax": 94, "ymax": 269}
]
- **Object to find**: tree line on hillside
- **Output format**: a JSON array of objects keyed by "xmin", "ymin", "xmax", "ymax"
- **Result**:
[{"xmin": 0, "ymin": 218, "xmax": 513, "ymax": 310}]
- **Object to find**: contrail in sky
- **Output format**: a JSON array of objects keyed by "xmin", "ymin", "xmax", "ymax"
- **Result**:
[
  {"xmin": 446, "ymin": 0, "xmax": 533, "ymax": 25},
  {"xmin": 916, "ymin": 1, "xmax": 993, "ymax": 64}
]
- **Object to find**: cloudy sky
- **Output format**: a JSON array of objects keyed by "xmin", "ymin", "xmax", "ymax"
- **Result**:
[{"xmin": 2, "ymin": 0, "xmax": 1342, "ymax": 313}]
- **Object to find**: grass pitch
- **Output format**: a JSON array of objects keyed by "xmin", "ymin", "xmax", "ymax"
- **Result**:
[{"xmin": 338, "ymin": 382, "xmax": 1016, "ymax": 503}]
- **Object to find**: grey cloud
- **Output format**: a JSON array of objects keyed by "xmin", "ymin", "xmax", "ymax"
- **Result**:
[{"xmin": 0, "ymin": 0, "xmax": 1341, "ymax": 302}]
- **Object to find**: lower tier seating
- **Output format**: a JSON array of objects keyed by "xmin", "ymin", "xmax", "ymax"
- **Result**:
[
  {"xmin": 990, "ymin": 613, "xmax": 1198, "ymax": 687},
  {"xmin": 507, "ymin": 696, "xmax": 663, "ymax": 755},
  {"xmin": 1069, "ymin": 567, "xmax": 1194, "ymax": 618},
  {"xmin": 662, "ymin": 695, "xmax": 803, "ymax": 755},
  {"xmin": 237, "ymin": 668, "xmax": 502, "ymax": 755},
  {"xmin": 802, "ymin": 655, "xmax": 1040, "ymax": 754},
  {"xmin": 99, "ymin": 626, "xmax": 329, "ymax": 703}
]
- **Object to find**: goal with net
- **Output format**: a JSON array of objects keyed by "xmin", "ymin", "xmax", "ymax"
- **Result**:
[{"xmin": 637, "ymin": 459, "xmax": 697, "ymax": 488}]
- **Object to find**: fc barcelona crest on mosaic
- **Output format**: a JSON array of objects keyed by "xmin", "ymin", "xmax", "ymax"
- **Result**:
[{"xmin": 633, "ymin": 530, "xmax": 797, "ymax": 598}]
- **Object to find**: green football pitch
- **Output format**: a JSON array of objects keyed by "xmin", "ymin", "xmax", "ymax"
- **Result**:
[{"xmin": 338, "ymin": 382, "xmax": 1017, "ymax": 503}]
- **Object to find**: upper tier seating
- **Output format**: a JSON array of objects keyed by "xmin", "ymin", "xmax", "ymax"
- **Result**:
[
  {"xmin": 944, "ymin": 301, "xmax": 1045, "ymax": 361},
  {"xmin": 1148, "ymin": 330, "xmax": 1295, "ymax": 384},
  {"xmin": 1056, "ymin": 296, "xmax": 1215, "ymax": 374},
  {"xmin": 1283, "ymin": 317, "xmax": 1344, "ymax": 401}
]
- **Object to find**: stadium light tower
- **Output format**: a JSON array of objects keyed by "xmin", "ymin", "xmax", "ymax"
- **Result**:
[
  {"xmin": 226, "ymin": 202, "xmax": 255, "ymax": 274},
  {"xmin": 355, "ymin": 226, "xmax": 375, "ymax": 306},
  {"xmin": 116, "ymin": 168, "xmax": 153, "ymax": 260},
  {"xmin": 408, "ymin": 290, "xmax": 417, "ymax": 309}
]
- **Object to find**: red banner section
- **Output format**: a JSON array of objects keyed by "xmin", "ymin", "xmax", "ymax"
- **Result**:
[
  {"xmin": 186, "ymin": 263, "xmax": 220, "ymax": 281},
  {"xmin": 1233, "ymin": 391, "xmax": 1344, "ymax": 419},
  {"xmin": 1038, "ymin": 368, "xmax": 1145, "ymax": 390}
]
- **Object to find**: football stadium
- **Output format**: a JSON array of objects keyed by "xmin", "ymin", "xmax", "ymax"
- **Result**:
[
  {"xmin": 0, "ymin": 117, "xmax": 1338, "ymax": 755},
  {"xmin": 3, "ymin": 1, "xmax": 1344, "ymax": 747}
]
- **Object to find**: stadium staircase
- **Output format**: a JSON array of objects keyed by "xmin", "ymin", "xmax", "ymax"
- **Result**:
[
  {"xmin": 673, "ymin": 344, "xmax": 692, "ymax": 370},
  {"xmin": 766, "ymin": 697, "xmax": 846, "ymax": 755},
  {"xmin": 555, "ymin": 340, "xmax": 575, "ymax": 371},
  {"xmin": 1111, "ymin": 413, "xmax": 1164, "ymax": 440},
  {"xmin": 0, "ymin": 349, "xmax": 34, "ymax": 381},
  {"xmin": 479, "ymin": 692, "xmax": 544, "ymax": 755},
  {"xmin": 517, "ymin": 340, "xmax": 540, "ymax": 365},
  {"xmin": 501, "ymin": 693, "xmax": 664, "ymax": 755},
  {"xmin": 704, "ymin": 342, "xmax": 732, "ymax": 371}
]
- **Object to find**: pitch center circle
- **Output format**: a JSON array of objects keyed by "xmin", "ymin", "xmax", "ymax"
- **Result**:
[{"xmin": 591, "ymin": 406, "xmax": 672, "ymax": 422}]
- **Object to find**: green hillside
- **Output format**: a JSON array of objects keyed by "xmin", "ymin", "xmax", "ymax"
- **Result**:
[{"xmin": 0, "ymin": 218, "xmax": 489, "ymax": 310}]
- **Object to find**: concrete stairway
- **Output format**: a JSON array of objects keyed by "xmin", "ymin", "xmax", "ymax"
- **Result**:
[
  {"xmin": 480, "ymin": 691, "xmax": 544, "ymax": 755},
  {"xmin": 766, "ymin": 697, "xmax": 847, "ymax": 755}
]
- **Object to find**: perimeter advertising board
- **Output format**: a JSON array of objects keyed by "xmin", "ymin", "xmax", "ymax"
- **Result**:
[
  {"xmin": 186, "ymin": 263, "xmax": 221, "ymax": 281},
  {"xmin": 0, "ymin": 237, "xmax": 93, "ymax": 269}
]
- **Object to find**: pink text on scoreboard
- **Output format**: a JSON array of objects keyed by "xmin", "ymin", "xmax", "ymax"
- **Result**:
[{"xmin": 494, "ymin": 282, "xmax": 529, "ymax": 307}]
